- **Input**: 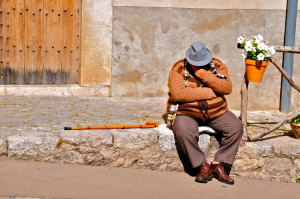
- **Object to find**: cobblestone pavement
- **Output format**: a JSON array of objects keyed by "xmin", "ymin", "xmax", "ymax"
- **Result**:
[
  {"xmin": 0, "ymin": 96, "xmax": 166, "ymax": 138},
  {"xmin": 0, "ymin": 96, "xmax": 292, "ymax": 137},
  {"xmin": 242, "ymin": 110, "xmax": 291, "ymax": 137}
]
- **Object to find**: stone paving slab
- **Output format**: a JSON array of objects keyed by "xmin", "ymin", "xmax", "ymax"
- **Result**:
[
  {"xmin": 0, "ymin": 96, "xmax": 166, "ymax": 131},
  {"xmin": 0, "ymin": 96, "xmax": 292, "ymax": 135},
  {"xmin": 0, "ymin": 96, "xmax": 299, "ymax": 183}
]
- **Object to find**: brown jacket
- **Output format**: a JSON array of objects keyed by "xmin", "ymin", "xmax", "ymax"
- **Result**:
[{"xmin": 166, "ymin": 58, "xmax": 232, "ymax": 121}]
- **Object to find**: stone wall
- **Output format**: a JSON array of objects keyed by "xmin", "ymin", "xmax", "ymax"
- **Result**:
[
  {"xmin": 113, "ymin": 0, "xmax": 300, "ymax": 10},
  {"xmin": 2, "ymin": 0, "xmax": 300, "ymax": 111},
  {"xmin": 80, "ymin": 0, "xmax": 112, "ymax": 94},
  {"xmin": 1, "ymin": 125, "xmax": 299, "ymax": 183},
  {"xmin": 112, "ymin": 6, "xmax": 300, "ymax": 111}
]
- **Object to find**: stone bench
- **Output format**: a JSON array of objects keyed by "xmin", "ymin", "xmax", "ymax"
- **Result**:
[{"xmin": 0, "ymin": 124, "xmax": 299, "ymax": 183}]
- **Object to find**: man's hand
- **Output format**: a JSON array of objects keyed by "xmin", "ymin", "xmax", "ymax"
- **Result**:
[
  {"xmin": 211, "ymin": 91, "xmax": 217, "ymax": 98},
  {"xmin": 195, "ymin": 69, "xmax": 208, "ymax": 79},
  {"xmin": 194, "ymin": 69, "xmax": 217, "ymax": 98}
]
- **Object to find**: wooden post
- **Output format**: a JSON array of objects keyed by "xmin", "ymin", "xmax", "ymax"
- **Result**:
[
  {"xmin": 238, "ymin": 44, "xmax": 300, "ymax": 141},
  {"xmin": 240, "ymin": 71, "xmax": 249, "ymax": 141},
  {"xmin": 269, "ymin": 58, "xmax": 300, "ymax": 92},
  {"xmin": 249, "ymin": 109, "xmax": 300, "ymax": 141},
  {"xmin": 273, "ymin": 46, "xmax": 300, "ymax": 53}
]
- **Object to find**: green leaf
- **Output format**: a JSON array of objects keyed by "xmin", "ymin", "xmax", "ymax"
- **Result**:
[{"xmin": 291, "ymin": 115, "xmax": 300, "ymax": 124}]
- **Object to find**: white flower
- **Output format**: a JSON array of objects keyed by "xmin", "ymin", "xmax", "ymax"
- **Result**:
[
  {"xmin": 245, "ymin": 45, "xmax": 252, "ymax": 52},
  {"xmin": 254, "ymin": 34, "xmax": 264, "ymax": 42},
  {"xmin": 257, "ymin": 44, "xmax": 264, "ymax": 50},
  {"xmin": 245, "ymin": 40, "xmax": 252, "ymax": 47},
  {"xmin": 264, "ymin": 44, "xmax": 269, "ymax": 51},
  {"xmin": 239, "ymin": 34, "xmax": 274, "ymax": 61},
  {"xmin": 257, "ymin": 42, "xmax": 267, "ymax": 51},
  {"xmin": 242, "ymin": 53, "xmax": 246, "ymax": 58},
  {"xmin": 237, "ymin": 36, "xmax": 245, "ymax": 44},
  {"xmin": 244, "ymin": 41, "xmax": 253, "ymax": 52},
  {"xmin": 257, "ymin": 53, "xmax": 265, "ymax": 61},
  {"xmin": 268, "ymin": 46, "xmax": 275, "ymax": 55}
]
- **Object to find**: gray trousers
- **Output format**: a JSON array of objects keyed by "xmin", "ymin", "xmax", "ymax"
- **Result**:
[{"xmin": 172, "ymin": 111, "xmax": 243, "ymax": 172}]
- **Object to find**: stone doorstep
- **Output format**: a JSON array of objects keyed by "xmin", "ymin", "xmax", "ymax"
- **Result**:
[
  {"xmin": 0, "ymin": 85, "xmax": 109, "ymax": 97},
  {"xmin": 0, "ymin": 124, "xmax": 299, "ymax": 183}
]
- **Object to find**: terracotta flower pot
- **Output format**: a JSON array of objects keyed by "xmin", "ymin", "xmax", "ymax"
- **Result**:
[
  {"xmin": 290, "ymin": 122, "xmax": 300, "ymax": 139},
  {"xmin": 245, "ymin": 59, "xmax": 269, "ymax": 82}
]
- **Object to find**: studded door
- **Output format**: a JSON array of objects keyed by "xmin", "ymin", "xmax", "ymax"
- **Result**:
[{"xmin": 0, "ymin": 0, "xmax": 80, "ymax": 85}]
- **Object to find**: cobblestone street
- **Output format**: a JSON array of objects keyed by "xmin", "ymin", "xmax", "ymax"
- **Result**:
[
  {"xmin": 0, "ymin": 96, "xmax": 166, "ymax": 131},
  {"xmin": 0, "ymin": 96, "xmax": 292, "ymax": 136}
]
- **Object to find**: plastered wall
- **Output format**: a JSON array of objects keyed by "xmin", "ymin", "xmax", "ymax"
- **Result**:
[
  {"xmin": 79, "ymin": 0, "xmax": 300, "ymax": 110},
  {"xmin": 112, "ymin": 6, "xmax": 300, "ymax": 111}
]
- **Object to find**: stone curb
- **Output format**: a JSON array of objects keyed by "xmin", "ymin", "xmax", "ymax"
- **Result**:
[{"xmin": 0, "ymin": 125, "xmax": 299, "ymax": 183}]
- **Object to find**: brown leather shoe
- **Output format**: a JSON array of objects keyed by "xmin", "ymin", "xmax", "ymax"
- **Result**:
[
  {"xmin": 211, "ymin": 162, "xmax": 234, "ymax": 185},
  {"xmin": 195, "ymin": 162, "xmax": 212, "ymax": 183}
]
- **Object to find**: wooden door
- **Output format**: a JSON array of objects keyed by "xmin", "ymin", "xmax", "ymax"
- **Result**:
[{"xmin": 0, "ymin": 0, "xmax": 80, "ymax": 85}]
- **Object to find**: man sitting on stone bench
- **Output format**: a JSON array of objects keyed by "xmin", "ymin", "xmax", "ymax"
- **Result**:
[{"xmin": 166, "ymin": 42, "xmax": 243, "ymax": 185}]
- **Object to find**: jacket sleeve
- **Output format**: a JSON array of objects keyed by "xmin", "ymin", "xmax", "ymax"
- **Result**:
[
  {"xmin": 200, "ymin": 61, "xmax": 232, "ymax": 95},
  {"xmin": 168, "ymin": 69, "xmax": 216, "ymax": 103}
]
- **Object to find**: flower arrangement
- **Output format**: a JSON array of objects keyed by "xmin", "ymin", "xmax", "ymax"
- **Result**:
[
  {"xmin": 291, "ymin": 115, "xmax": 300, "ymax": 125},
  {"xmin": 237, "ymin": 34, "xmax": 275, "ymax": 61},
  {"xmin": 290, "ymin": 115, "xmax": 300, "ymax": 139}
]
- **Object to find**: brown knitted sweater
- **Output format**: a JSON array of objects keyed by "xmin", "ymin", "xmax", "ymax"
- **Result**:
[{"xmin": 166, "ymin": 58, "xmax": 232, "ymax": 121}]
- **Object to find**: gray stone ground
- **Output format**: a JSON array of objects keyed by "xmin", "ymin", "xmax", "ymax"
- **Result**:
[
  {"xmin": 0, "ymin": 96, "xmax": 291, "ymax": 136},
  {"xmin": 0, "ymin": 96, "xmax": 299, "ymax": 183}
]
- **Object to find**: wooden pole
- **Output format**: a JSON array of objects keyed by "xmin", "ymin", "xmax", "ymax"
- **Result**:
[
  {"xmin": 240, "ymin": 71, "xmax": 249, "ymax": 141},
  {"xmin": 246, "ymin": 59, "xmax": 300, "ymax": 141},
  {"xmin": 268, "ymin": 58, "xmax": 300, "ymax": 92},
  {"xmin": 249, "ymin": 109, "xmax": 300, "ymax": 141},
  {"xmin": 273, "ymin": 46, "xmax": 300, "ymax": 54},
  {"xmin": 237, "ymin": 44, "xmax": 300, "ymax": 141}
]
